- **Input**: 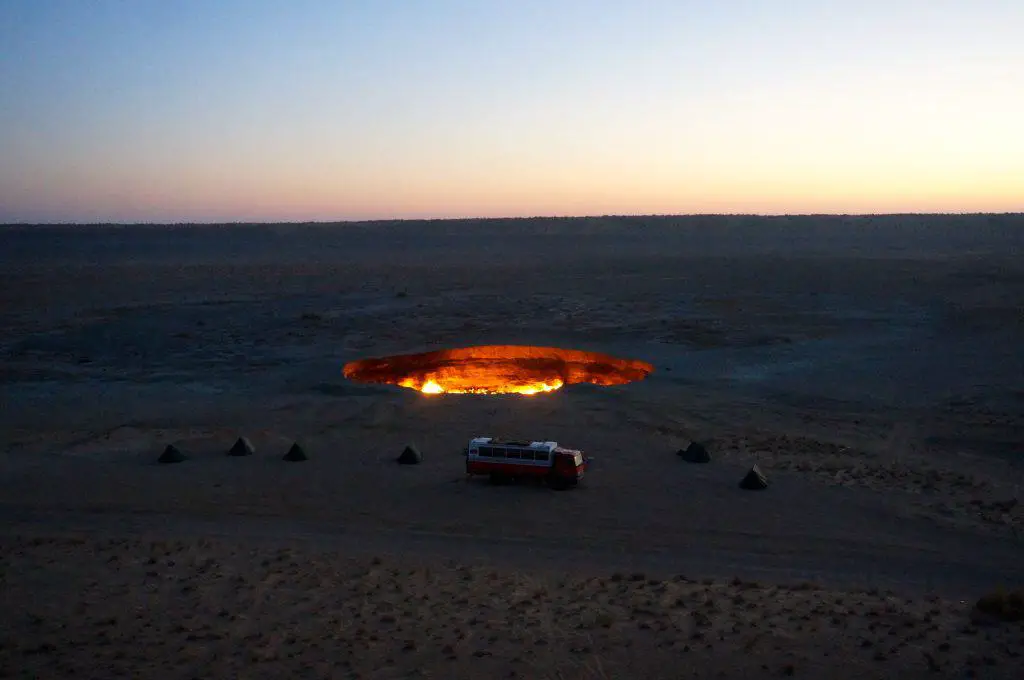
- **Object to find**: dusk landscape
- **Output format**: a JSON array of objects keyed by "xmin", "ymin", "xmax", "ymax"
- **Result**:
[{"xmin": 1, "ymin": 2, "xmax": 1023, "ymax": 679}]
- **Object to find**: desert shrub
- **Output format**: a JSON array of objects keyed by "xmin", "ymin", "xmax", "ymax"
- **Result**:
[{"xmin": 974, "ymin": 587, "xmax": 1024, "ymax": 622}]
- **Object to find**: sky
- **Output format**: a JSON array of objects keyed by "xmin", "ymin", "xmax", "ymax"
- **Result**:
[{"xmin": 1, "ymin": 0, "xmax": 1022, "ymax": 223}]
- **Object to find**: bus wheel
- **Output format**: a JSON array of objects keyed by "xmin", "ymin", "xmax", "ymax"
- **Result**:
[{"xmin": 489, "ymin": 473, "xmax": 510, "ymax": 485}]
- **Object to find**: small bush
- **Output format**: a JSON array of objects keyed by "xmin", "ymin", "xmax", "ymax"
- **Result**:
[{"xmin": 974, "ymin": 587, "xmax": 1024, "ymax": 622}]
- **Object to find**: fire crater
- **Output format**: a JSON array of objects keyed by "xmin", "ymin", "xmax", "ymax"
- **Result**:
[{"xmin": 343, "ymin": 345, "xmax": 654, "ymax": 395}]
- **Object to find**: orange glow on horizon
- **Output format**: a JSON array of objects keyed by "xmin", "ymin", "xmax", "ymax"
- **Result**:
[{"xmin": 4, "ymin": 2, "xmax": 1022, "ymax": 224}]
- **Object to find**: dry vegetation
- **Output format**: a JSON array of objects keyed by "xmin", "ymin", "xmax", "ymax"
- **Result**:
[
  {"xmin": 2, "ymin": 535, "xmax": 1022, "ymax": 680},
  {"xmin": 974, "ymin": 588, "xmax": 1024, "ymax": 623}
]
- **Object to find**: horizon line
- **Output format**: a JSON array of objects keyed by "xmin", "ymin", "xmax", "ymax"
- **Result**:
[{"xmin": 3, "ymin": 210, "xmax": 1023, "ymax": 228}]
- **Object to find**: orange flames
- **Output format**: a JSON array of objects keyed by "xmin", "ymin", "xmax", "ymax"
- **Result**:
[
  {"xmin": 398, "ymin": 376, "xmax": 565, "ymax": 395},
  {"xmin": 343, "ymin": 345, "xmax": 653, "ymax": 395}
]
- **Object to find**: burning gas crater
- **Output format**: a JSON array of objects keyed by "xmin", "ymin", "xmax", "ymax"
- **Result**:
[{"xmin": 343, "ymin": 345, "xmax": 654, "ymax": 395}]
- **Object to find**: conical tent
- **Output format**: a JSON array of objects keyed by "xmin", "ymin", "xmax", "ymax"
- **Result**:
[
  {"xmin": 283, "ymin": 442, "xmax": 308, "ymax": 462},
  {"xmin": 228, "ymin": 436, "xmax": 255, "ymax": 456},
  {"xmin": 397, "ymin": 444, "xmax": 422, "ymax": 465},
  {"xmin": 739, "ymin": 464, "xmax": 768, "ymax": 490},
  {"xmin": 678, "ymin": 441, "xmax": 711, "ymax": 463},
  {"xmin": 158, "ymin": 444, "xmax": 187, "ymax": 464}
]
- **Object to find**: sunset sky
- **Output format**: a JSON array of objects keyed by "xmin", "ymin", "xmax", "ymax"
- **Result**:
[{"xmin": 1, "ymin": 0, "xmax": 1022, "ymax": 223}]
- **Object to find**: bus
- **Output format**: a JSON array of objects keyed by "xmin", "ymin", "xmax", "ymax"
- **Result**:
[{"xmin": 465, "ymin": 437, "xmax": 587, "ymax": 490}]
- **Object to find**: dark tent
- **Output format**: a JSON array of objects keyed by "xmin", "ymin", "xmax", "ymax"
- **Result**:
[
  {"xmin": 397, "ymin": 444, "xmax": 422, "ymax": 465},
  {"xmin": 158, "ymin": 444, "xmax": 187, "ymax": 464},
  {"xmin": 739, "ymin": 464, "xmax": 769, "ymax": 490},
  {"xmin": 283, "ymin": 442, "xmax": 308, "ymax": 462},
  {"xmin": 227, "ymin": 436, "xmax": 255, "ymax": 457},
  {"xmin": 677, "ymin": 441, "xmax": 711, "ymax": 463}
]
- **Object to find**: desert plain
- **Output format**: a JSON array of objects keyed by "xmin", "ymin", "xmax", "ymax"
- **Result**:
[{"xmin": 1, "ymin": 215, "xmax": 1022, "ymax": 678}]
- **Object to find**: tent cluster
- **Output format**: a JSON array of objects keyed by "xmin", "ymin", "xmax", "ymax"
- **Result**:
[
  {"xmin": 158, "ymin": 440, "xmax": 425, "ymax": 465},
  {"xmin": 676, "ymin": 441, "xmax": 769, "ymax": 490},
  {"xmin": 157, "ymin": 438, "xmax": 308, "ymax": 464}
]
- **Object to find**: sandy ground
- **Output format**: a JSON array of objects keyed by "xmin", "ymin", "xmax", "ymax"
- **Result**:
[
  {"xmin": 2, "ymin": 534, "xmax": 1022, "ymax": 680},
  {"xmin": 1, "ymin": 219, "xmax": 1022, "ymax": 677}
]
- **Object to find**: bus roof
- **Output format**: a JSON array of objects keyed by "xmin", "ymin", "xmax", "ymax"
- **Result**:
[{"xmin": 470, "ymin": 436, "xmax": 557, "ymax": 449}]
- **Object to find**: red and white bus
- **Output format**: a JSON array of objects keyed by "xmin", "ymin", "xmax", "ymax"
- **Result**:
[{"xmin": 465, "ymin": 437, "xmax": 587, "ymax": 490}]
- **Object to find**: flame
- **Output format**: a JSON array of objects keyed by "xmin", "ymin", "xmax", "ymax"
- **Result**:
[
  {"xmin": 403, "ymin": 377, "xmax": 565, "ymax": 395},
  {"xmin": 518, "ymin": 380, "xmax": 564, "ymax": 395},
  {"xmin": 344, "ymin": 345, "xmax": 652, "ymax": 396},
  {"xmin": 420, "ymin": 379, "xmax": 445, "ymax": 394}
]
